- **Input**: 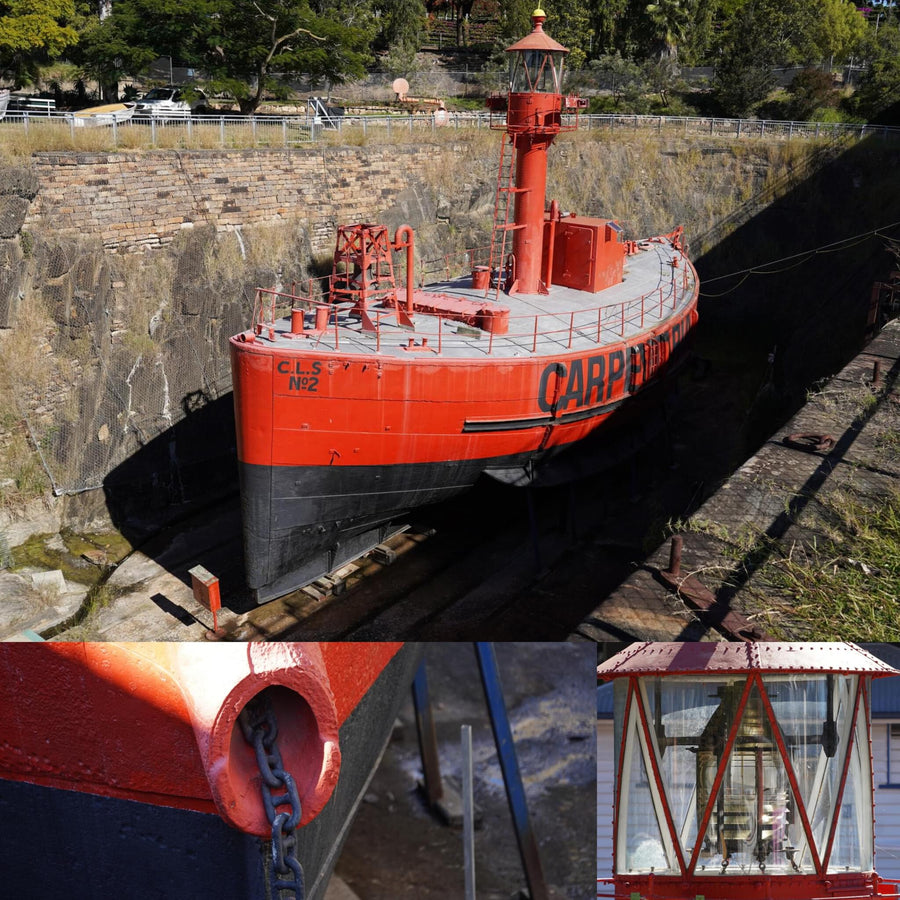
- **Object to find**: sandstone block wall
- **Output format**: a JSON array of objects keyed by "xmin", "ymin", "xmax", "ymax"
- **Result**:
[{"xmin": 24, "ymin": 146, "xmax": 441, "ymax": 253}]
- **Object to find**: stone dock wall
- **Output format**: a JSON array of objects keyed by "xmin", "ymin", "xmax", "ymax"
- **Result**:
[{"xmin": 23, "ymin": 146, "xmax": 440, "ymax": 253}]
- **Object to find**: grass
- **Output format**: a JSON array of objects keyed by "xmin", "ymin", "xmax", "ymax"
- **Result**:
[
  {"xmin": 758, "ymin": 487, "xmax": 900, "ymax": 639},
  {"xmin": 41, "ymin": 581, "xmax": 123, "ymax": 640}
]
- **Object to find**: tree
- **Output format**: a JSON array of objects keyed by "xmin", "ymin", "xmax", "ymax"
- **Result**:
[
  {"xmin": 590, "ymin": 0, "xmax": 629, "ymax": 57},
  {"xmin": 644, "ymin": 0, "xmax": 692, "ymax": 62},
  {"xmin": 0, "ymin": 0, "xmax": 79, "ymax": 86},
  {"xmin": 201, "ymin": 0, "xmax": 375, "ymax": 111},
  {"xmin": 812, "ymin": 0, "xmax": 867, "ymax": 68},
  {"xmin": 712, "ymin": 0, "xmax": 823, "ymax": 116},
  {"xmin": 377, "ymin": 0, "xmax": 426, "ymax": 73},
  {"xmin": 712, "ymin": 0, "xmax": 779, "ymax": 117},
  {"xmin": 850, "ymin": 26, "xmax": 900, "ymax": 123},
  {"xmin": 496, "ymin": 0, "xmax": 531, "ymax": 47},
  {"xmin": 71, "ymin": 0, "xmax": 159, "ymax": 101},
  {"xmin": 679, "ymin": 0, "xmax": 721, "ymax": 64},
  {"xmin": 546, "ymin": 0, "xmax": 593, "ymax": 70},
  {"xmin": 78, "ymin": 0, "xmax": 376, "ymax": 113},
  {"xmin": 786, "ymin": 67, "xmax": 839, "ymax": 119}
]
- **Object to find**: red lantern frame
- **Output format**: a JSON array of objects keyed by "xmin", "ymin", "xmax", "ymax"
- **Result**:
[{"xmin": 598, "ymin": 643, "xmax": 900, "ymax": 900}]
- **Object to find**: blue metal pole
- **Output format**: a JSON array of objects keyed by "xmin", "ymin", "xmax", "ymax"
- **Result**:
[{"xmin": 475, "ymin": 642, "xmax": 548, "ymax": 900}]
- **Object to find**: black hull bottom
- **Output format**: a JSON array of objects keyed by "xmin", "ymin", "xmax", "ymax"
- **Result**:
[
  {"xmin": 239, "ymin": 453, "xmax": 533, "ymax": 601},
  {"xmin": 240, "ymin": 343, "xmax": 692, "ymax": 601}
]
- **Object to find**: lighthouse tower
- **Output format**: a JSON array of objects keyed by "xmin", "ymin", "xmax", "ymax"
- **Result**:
[{"xmin": 487, "ymin": 10, "xmax": 621, "ymax": 298}]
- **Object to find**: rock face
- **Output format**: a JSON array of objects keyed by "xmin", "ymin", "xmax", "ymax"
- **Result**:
[
  {"xmin": 0, "ymin": 167, "xmax": 38, "ymax": 327},
  {"xmin": 1, "ymin": 147, "xmax": 467, "ymax": 538}
]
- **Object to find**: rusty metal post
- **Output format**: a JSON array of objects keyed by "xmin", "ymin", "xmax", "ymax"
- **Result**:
[
  {"xmin": 411, "ymin": 661, "xmax": 444, "ymax": 807},
  {"xmin": 667, "ymin": 535, "xmax": 683, "ymax": 578}
]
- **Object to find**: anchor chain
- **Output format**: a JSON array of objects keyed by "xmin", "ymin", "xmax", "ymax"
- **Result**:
[{"xmin": 239, "ymin": 693, "xmax": 305, "ymax": 900}]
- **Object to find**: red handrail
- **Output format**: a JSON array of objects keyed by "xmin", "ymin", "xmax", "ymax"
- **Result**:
[{"xmin": 248, "ymin": 260, "xmax": 698, "ymax": 356}]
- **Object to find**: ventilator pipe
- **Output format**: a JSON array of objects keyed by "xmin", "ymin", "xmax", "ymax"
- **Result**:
[
  {"xmin": 393, "ymin": 224, "xmax": 415, "ymax": 315},
  {"xmin": 542, "ymin": 199, "xmax": 560, "ymax": 293}
]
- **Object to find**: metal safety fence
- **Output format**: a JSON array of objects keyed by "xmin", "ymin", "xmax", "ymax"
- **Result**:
[{"xmin": 2, "ymin": 109, "xmax": 899, "ymax": 151}]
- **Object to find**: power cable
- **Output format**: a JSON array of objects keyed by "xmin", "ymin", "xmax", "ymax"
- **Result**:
[{"xmin": 698, "ymin": 220, "xmax": 900, "ymax": 297}]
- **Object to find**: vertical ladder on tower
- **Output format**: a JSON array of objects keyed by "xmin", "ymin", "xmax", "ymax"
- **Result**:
[{"xmin": 487, "ymin": 133, "xmax": 527, "ymax": 297}]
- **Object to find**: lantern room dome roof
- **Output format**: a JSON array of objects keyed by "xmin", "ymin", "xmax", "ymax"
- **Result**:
[
  {"xmin": 597, "ymin": 642, "xmax": 899, "ymax": 679},
  {"xmin": 505, "ymin": 10, "xmax": 568, "ymax": 54}
]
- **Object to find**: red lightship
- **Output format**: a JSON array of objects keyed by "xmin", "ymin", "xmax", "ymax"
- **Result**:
[{"xmin": 230, "ymin": 8, "xmax": 700, "ymax": 601}]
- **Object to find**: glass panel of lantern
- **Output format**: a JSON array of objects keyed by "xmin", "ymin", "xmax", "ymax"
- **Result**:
[
  {"xmin": 827, "ymin": 702, "xmax": 872, "ymax": 873},
  {"xmin": 510, "ymin": 50, "xmax": 563, "ymax": 94},
  {"xmin": 641, "ymin": 676, "xmax": 740, "ymax": 864},
  {"xmin": 694, "ymin": 682, "xmax": 807, "ymax": 876},
  {"xmin": 762, "ymin": 673, "xmax": 859, "ymax": 870},
  {"xmin": 618, "ymin": 686, "xmax": 678, "ymax": 874}
]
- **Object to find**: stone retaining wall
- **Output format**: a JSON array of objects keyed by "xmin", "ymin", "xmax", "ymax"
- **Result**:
[{"xmin": 24, "ymin": 146, "xmax": 441, "ymax": 253}]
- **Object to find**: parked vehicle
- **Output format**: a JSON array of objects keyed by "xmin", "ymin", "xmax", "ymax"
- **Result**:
[
  {"xmin": 67, "ymin": 103, "xmax": 136, "ymax": 127},
  {"xmin": 133, "ymin": 86, "xmax": 208, "ymax": 117}
]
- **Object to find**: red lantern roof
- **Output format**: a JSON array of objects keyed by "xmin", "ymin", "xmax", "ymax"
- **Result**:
[
  {"xmin": 505, "ymin": 8, "xmax": 568, "ymax": 54},
  {"xmin": 597, "ymin": 641, "xmax": 899, "ymax": 679}
]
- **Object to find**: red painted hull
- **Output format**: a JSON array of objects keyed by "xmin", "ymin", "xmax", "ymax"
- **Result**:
[
  {"xmin": 230, "ymin": 251, "xmax": 699, "ymax": 599},
  {"xmin": 0, "ymin": 642, "xmax": 404, "ymax": 835}
]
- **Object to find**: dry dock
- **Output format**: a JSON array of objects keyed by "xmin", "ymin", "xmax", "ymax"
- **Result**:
[
  {"xmin": 4, "ymin": 319, "xmax": 898, "ymax": 643},
  {"xmin": 576, "ymin": 317, "xmax": 900, "ymax": 642}
]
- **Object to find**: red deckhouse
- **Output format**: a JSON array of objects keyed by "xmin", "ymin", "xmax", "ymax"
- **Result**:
[{"xmin": 597, "ymin": 643, "xmax": 900, "ymax": 900}]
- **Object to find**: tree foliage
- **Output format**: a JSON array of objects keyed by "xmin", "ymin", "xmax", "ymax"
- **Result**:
[
  {"xmin": 712, "ymin": 0, "xmax": 826, "ymax": 117},
  {"xmin": 198, "ymin": 0, "xmax": 374, "ymax": 111},
  {"xmin": 378, "ymin": 0, "xmax": 426, "ymax": 73},
  {"xmin": 0, "ymin": 0, "xmax": 79, "ymax": 85},
  {"xmin": 850, "ymin": 26, "xmax": 900, "ymax": 123},
  {"xmin": 812, "ymin": 0, "xmax": 867, "ymax": 66},
  {"xmin": 644, "ymin": 0, "xmax": 692, "ymax": 61},
  {"xmin": 6, "ymin": 0, "xmax": 898, "ymax": 123}
]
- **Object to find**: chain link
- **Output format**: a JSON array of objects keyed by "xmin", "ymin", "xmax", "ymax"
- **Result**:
[{"xmin": 239, "ymin": 693, "xmax": 305, "ymax": 900}]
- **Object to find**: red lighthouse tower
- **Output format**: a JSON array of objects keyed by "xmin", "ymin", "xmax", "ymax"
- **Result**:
[{"xmin": 487, "ymin": 9, "xmax": 612, "ymax": 298}]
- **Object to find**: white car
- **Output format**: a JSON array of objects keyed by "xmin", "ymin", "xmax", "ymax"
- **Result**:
[{"xmin": 133, "ymin": 86, "xmax": 208, "ymax": 118}]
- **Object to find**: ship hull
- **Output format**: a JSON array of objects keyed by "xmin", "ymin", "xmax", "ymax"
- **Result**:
[
  {"xmin": 232, "ymin": 292, "xmax": 696, "ymax": 599},
  {"xmin": 0, "ymin": 643, "xmax": 422, "ymax": 900}
]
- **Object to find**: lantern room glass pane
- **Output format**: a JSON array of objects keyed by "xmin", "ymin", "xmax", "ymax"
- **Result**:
[
  {"xmin": 829, "ymin": 738, "xmax": 863, "ymax": 872},
  {"xmin": 762, "ymin": 673, "xmax": 858, "ymax": 870},
  {"xmin": 642, "ymin": 676, "xmax": 744, "ymax": 863},
  {"xmin": 509, "ymin": 51, "xmax": 563, "ymax": 93},
  {"xmin": 618, "ymin": 697, "xmax": 677, "ymax": 874},
  {"xmin": 693, "ymin": 683, "xmax": 808, "ymax": 875},
  {"xmin": 828, "ymin": 701, "xmax": 873, "ymax": 873}
]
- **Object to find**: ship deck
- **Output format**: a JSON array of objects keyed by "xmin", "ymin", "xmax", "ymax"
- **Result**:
[{"xmin": 246, "ymin": 237, "xmax": 697, "ymax": 361}]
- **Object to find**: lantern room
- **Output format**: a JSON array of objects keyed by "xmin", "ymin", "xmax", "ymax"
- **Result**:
[
  {"xmin": 507, "ymin": 8, "xmax": 565, "ymax": 95},
  {"xmin": 501, "ymin": 8, "xmax": 569, "ymax": 136},
  {"xmin": 597, "ymin": 643, "xmax": 900, "ymax": 900}
]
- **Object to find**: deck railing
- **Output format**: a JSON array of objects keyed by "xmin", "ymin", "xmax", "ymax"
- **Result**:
[{"xmin": 250, "ymin": 254, "xmax": 697, "ymax": 356}]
